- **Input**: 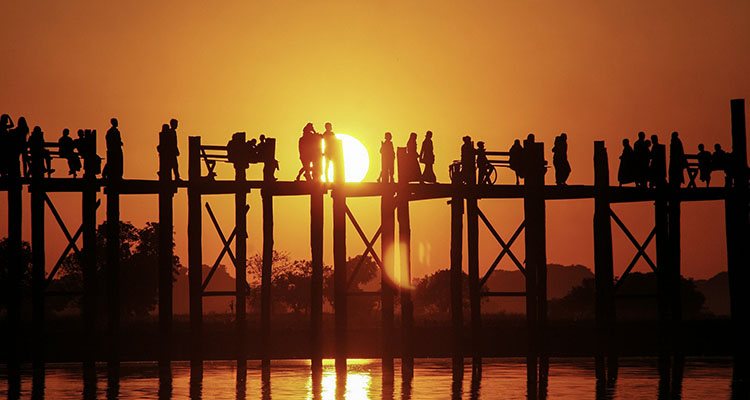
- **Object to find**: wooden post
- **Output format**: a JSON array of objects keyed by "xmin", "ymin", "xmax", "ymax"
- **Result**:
[
  {"xmin": 106, "ymin": 180, "xmax": 121, "ymax": 373},
  {"xmin": 726, "ymin": 98, "xmax": 749, "ymax": 374},
  {"xmin": 310, "ymin": 185, "xmax": 324, "ymax": 370},
  {"xmin": 397, "ymin": 191, "xmax": 414, "ymax": 376},
  {"xmin": 668, "ymin": 191, "xmax": 682, "ymax": 357},
  {"xmin": 234, "ymin": 132, "xmax": 248, "ymax": 365},
  {"xmin": 332, "ymin": 139, "xmax": 347, "ymax": 373},
  {"xmin": 523, "ymin": 140, "xmax": 546, "ymax": 385},
  {"xmin": 6, "ymin": 159, "xmax": 23, "ymax": 378},
  {"xmin": 381, "ymin": 187, "xmax": 395, "ymax": 373},
  {"xmin": 593, "ymin": 141, "xmax": 615, "ymax": 380},
  {"xmin": 30, "ymin": 139, "xmax": 46, "ymax": 369},
  {"xmin": 466, "ymin": 158, "xmax": 481, "ymax": 366},
  {"xmin": 188, "ymin": 136, "xmax": 203, "ymax": 366},
  {"xmin": 158, "ymin": 130, "xmax": 174, "ymax": 369},
  {"xmin": 81, "ymin": 131, "xmax": 98, "ymax": 372},
  {"xmin": 450, "ymin": 190, "xmax": 465, "ymax": 367},
  {"xmin": 261, "ymin": 187, "xmax": 273, "ymax": 368}
]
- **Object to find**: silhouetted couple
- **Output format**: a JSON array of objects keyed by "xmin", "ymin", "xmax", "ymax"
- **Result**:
[
  {"xmin": 227, "ymin": 132, "xmax": 278, "ymax": 180},
  {"xmin": 618, "ymin": 131, "xmax": 666, "ymax": 188},
  {"xmin": 157, "ymin": 119, "xmax": 180, "ymax": 180},
  {"xmin": 296, "ymin": 122, "xmax": 337, "ymax": 182},
  {"xmin": 0, "ymin": 114, "xmax": 27, "ymax": 178},
  {"xmin": 390, "ymin": 131, "xmax": 436, "ymax": 184},
  {"xmin": 696, "ymin": 142, "xmax": 731, "ymax": 187},
  {"xmin": 506, "ymin": 133, "xmax": 559, "ymax": 185},
  {"xmin": 552, "ymin": 133, "xmax": 571, "ymax": 185}
]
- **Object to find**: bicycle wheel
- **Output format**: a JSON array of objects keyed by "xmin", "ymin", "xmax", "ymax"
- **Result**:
[{"xmin": 488, "ymin": 165, "xmax": 498, "ymax": 184}]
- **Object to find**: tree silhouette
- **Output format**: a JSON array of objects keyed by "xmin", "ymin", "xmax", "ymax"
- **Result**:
[{"xmin": 0, "ymin": 238, "xmax": 32, "ymax": 313}]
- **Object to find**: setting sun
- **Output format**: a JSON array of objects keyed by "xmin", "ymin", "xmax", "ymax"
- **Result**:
[{"xmin": 324, "ymin": 134, "xmax": 370, "ymax": 182}]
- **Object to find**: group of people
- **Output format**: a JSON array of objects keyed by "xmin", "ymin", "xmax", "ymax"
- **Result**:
[
  {"xmin": 226, "ymin": 131, "xmax": 278, "ymax": 180},
  {"xmin": 295, "ymin": 122, "xmax": 337, "ymax": 182},
  {"xmin": 0, "ymin": 114, "xmax": 104, "ymax": 179},
  {"xmin": 617, "ymin": 131, "xmax": 732, "ymax": 188},
  {"xmin": 376, "ymin": 130, "xmax": 436, "ymax": 184}
]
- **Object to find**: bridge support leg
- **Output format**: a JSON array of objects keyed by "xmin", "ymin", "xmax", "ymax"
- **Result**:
[
  {"xmin": 523, "ymin": 140, "xmax": 547, "ymax": 387},
  {"xmin": 466, "ymin": 193, "xmax": 480, "ymax": 369},
  {"xmin": 188, "ymin": 136, "xmax": 203, "ymax": 368},
  {"xmin": 381, "ymin": 188, "xmax": 395, "ymax": 374},
  {"xmin": 158, "ymin": 176, "xmax": 174, "ymax": 371},
  {"xmin": 30, "ymin": 158, "xmax": 45, "ymax": 369},
  {"xmin": 450, "ymin": 194, "xmax": 465, "ymax": 369},
  {"xmin": 261, "ymin": 188, "xmax": 273, "ymax": 368},
  {"xmin": 106, "ymin": 183, "xmax": 121, "ymax": 376},
  {"xmin": 397, "ymin": 193, "xmax": 414, "ymax": 377},
  {"xmin": 668, "ymin": 195, "xmax": 682, "ymax": 360},
  {"xmin": 655, "ymin": 189, "xmax": 672, "ymax": 382},
  {"xmin": 333, "ymin": 187, "xmax": 347, "ymax": 374},
  {"xmin": 310, "ymin": 186, "xmax": 324, "ymax": 371},
  {"xmin": 234, "ymin": 157, "xmax": 248, "ymax": 366},
  {"xmin": 727, "ymin": 99, "xmax": 749, "ymax": 377},
  {"xmin": 7, "ymin": 172, "xmax": 22, "ymax": 389},
  {"xmin": 82, "ymin": 175, "xmax": 98, "ymax": 385},
  {"xmin": 593, "ymin": 141, "xmax": 616, "ymax": 381}
]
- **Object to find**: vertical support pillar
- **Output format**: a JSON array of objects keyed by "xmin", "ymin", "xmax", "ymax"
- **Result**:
[
  {"xmin": 655, "ymin": 186, "xmax": 670, "ymax": 360},
  {"xmin": 593, "ymin": 141, "xmax": 615, "ymax": 380},
  {"xmin": 30, "ymin": 142, "xmax": 46, "ymax": 369},
  {"xmin": 187, "ymin": 136, "xmax": 203, "ymax": 367},
  {"xmin": 261, "ymin": 187, "xmax": 273, "ymax": 368},
  {"xmin": 466, "ymin": 193, "xmax": 480, "ymax": 365},
  {"xmin": 106, "ymin": 180, "xmax": 121, "ymax": 374},
  {"xmin": 523, "ymin": 140, "xmax": 546, "ymax": 385},
  {"xmin": 332, "ymin": 139, "xmax": 347, "ymax": 373},
  {"xmin": 381, "ymin": 187, "xmax": 395, "ymax": 373},
  {"xmin": 6, "ymin": 157, "xmax": 23, "ymax": 379},
  {"xmin": 450, "ymin": 189, "xmax": 465, "ymax": 367},
  {"xmin": 310, "ymin": 185, "xmax": 324, "ymax": 370},
  {"xmin": 668, "ymin": 192, "xmax": 682, "ymax": 357},
  {"xmin": 397, "ymin": 191, "xmax": 414, "ymax": 376},
  {"xmin": 158, "ymin": 130, "xmax": 175, "ymax": 370},
  {"xmin": 234, "ymin": 133, "xmax": 248, "ymax": 365},
  {"xmin": 81, "ymin": 132, "xmax": 98, "ymax": 373},
  {"xmin": 727, "ymin": 98, "xmax": 749, "ymax": 375}
]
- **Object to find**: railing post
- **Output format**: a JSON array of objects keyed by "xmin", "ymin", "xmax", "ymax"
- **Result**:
[
  {"xmin": 158, "ymin": 129, "xmax": 175, "ymax": 370},
  {"xmin": 593, "ymin": 141, "xmax": 615, "ymax": 381},
  {"xmin": 332, "ymin": 139, "xmax": 347, "ymax": 374},
  {"xmin": 188, "ymin": 136, "xmax": 203, "ymax": 367}
]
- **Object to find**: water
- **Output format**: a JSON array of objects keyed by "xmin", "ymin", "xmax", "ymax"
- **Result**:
[{"xmin": 0, "ymin": 358, "xmax": 740, "ymax": 399}]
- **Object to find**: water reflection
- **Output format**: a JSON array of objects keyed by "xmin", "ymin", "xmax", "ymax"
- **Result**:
[{"xmin": 0, "ymin": 357, "xmax": 740, "ymax": 399}]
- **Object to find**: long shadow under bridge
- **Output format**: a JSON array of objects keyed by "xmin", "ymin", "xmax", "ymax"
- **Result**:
[{"xmin": 1, "ymin": 100, "xmax": 748, "ymax": 393}]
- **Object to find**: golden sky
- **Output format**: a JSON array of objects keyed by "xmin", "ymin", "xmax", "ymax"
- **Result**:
[{"xmin": 1, "ymin": 1, "xmax": 749, "ymax": 280}]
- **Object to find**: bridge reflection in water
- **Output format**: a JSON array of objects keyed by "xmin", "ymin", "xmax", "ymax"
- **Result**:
[{"xmin": 2, "ymin": 357, "xmax": 747, "ymax": 399}]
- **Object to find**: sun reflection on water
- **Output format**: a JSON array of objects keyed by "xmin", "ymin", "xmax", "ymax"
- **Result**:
[{"xmin": 306, "ymin": 359, "xmax": 373, "ymax": 400}]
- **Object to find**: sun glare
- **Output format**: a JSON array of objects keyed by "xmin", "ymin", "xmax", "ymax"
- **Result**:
[{"xmin": 323, "ymin": 134, "xmax": 370, "ymax": 183}]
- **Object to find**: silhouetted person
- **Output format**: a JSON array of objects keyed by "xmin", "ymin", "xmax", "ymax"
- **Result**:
[
  {"xmin": 158, "ymin": 119, "xmax": 180, "ymax": 180},
  {"xmin": 258, "ymin": 134, "xmax": 278, "ymax": 181},
  {"xmin": 712, "ymin": 143, "xmax": 730, "ymax": 186},
  {"xmin": 28, "ymin": 126, "xmax": 54, "ymax": 177},
  {"xmin": 13, "ymin": 117, "xmax": 30, "ymax": 177},
  {"xmin": 617, "ymin": 138, "xmax": 635, "ymax": 186},
  {"xmin": 419, "ymin": 130, "xmax": 436, "ymax": 183},
  {"xmin": 227, "ymin": 132, "xmax": 250, "ymax": 169},
  {"xmin": 461, "ymin": 136, "xmax": 475, "ymax": 185},
  {"xmin": 552, "ymin": 133, "xmax": 571, "ymax": 185},
  {"xmin": 668, "ymin": 131, "xmax": 685, "ymax": 187},
  {"xmin": 311, "ymin": 127, "xmax": 324, "ymax": 181},
  {"xmin": 649, "ymin": 135, "xmax": 666, "ymax": 188},
  {"xmin": 406, "ymin": 132, "xmax": 422, "ymax": 183},
  {"xmin": 476, "ymin": 141, "xmax": 492, "ymax": 184},
  {"xmin": 697, "ymin": 143, "xmax": 712, "ymax": 187},
  {"xmin": 378, "ymin": 131, "xmax": 395, "ymax": 183},
  {"xmin": 322, "ymin": 122, "xmax": 337, "ymax": 180},
  {"xmin": 508, "ymin": 139, "xmax": 523, "ymax": 185},
  {"xmin": 58, "ymin": 128, "xmax": 81, "ymax": 178},
  {"xmin": 0, "ymin": 114, "xmax": 13, "ymax": 178},
  {"xmin": 295, "ymin": 123, "xmax": 316, "ymax": 181},
  {"xmin": 104, "ymin": 118, "xmax": 123, "ymax": 180},
  {"xmin": 633, "ymin": 131, "xmax": 649, "ymax": 187}
]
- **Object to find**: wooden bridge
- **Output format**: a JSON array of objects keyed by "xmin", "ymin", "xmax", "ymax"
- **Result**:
[{"xmin": 2, "ymin": 100, "xmax": 748, "ymax": 390}]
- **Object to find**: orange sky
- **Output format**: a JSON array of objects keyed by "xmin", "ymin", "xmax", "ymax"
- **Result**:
[{"xmin": 1, "ymin": 1, "xmax": 749, "ymax": 280}]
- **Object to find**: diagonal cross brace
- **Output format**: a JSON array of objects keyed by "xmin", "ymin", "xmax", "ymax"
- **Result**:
[
  {"xmin": 202, "ymin": 202, "xmax": 249, "ymax": 292},
  {"xmin": 345, "ymin": 205, "xmax": 383, "ymax": 290},
  {"xmin": 44, "ymin": 195, "xmax": 101, "ymax": 287},
  {"xmin": 477, "ymin": 208, "xmax": 526, "ymax": 282},
  {"xmin": 610, "ymin": 209, "xmax": 658, "ymax": 290}
]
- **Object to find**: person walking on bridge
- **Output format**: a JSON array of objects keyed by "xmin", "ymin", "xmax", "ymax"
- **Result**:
[{"xmin": 419, "ymin": 130, "xmax": 436, "ymax": 183}]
